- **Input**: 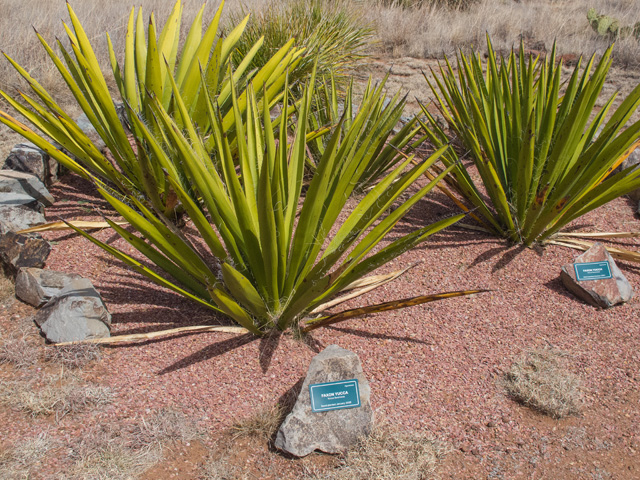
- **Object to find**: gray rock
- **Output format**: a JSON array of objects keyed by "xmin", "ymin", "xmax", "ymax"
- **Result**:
[
  {"xmin": 0, "ymin": 232, "xmax": 51, "ymax": 276},
  {"xmin": 0, "ymin": 204, "xmax": 46, "ymax": 235},
  {"xmin": 0, "ymin": 170, "xmax": 54, "ymax": 207},
  {"xmin": 275, "ymin": 345, "xmax": 373, "ymax": 457},
  {"xmin": 3, "ymin": 142, "xmax": 59, "ymax": 186},
  {"xmin": 15, "ymin": 267, "xmax": 82, "ymax": 307},
  {"xmin": 560, "ymin": 242, "xmax": 632, "ymax": 308},
  {"xmin": 75, "ymin": 113, "xmax": 107, "ymax": 153},
  {"xmin": 34, "ymin": 278, "xmax": 111, "ymax": 343}
]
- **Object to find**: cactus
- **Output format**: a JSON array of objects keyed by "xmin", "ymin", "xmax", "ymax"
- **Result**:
[{"xmin": 587, "ymin": 8, "xmax": 640, "ymax": 41}]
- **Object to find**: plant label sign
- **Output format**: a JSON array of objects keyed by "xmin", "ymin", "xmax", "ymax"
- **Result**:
[
  {"xmin": 309, "ymin": 379, "xmax": 361, "ymax": 413},
  {"xmin": 574, "ymin": 261, "xmax": 612, "ymax": 281}
]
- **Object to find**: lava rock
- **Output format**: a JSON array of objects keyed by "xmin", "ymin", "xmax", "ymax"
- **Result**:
[
  {"xmin": 0, "ymin": 232, "xmax": 51, "ymax": 276},
  {"xmin": 275, "ymin": 344, "xmax": 373, "ymax": 457},
  {"xmin": 15, "ymin": 267, "xmax": 82, "ymax": 307},
  {"xmin": 560, "ymin": 242, "xmax": 632, "ymax": 308},
  {"xmin": 0, "ymin": 204, "xmax": 46, "ymax": 234},
  {"xmin": 34, "ymin": 278, "xmax": 111, "ymax": 343},
  {"xmin": 0, "ymin": 170, "xmax": 54, "ymax": 207},
  {"xmin": 3, "ymin": 142, "xmax": 59, "ymax": 186}
]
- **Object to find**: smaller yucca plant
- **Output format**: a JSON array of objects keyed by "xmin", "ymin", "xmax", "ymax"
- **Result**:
[
  {"xmin": 421, "ymin": 36, "xmax": 640, "ymax": 245},
  {"xmin": 228, "ymin": 0, "xmax": 373, "ymax": 89},
  {"xmin": 305, "ymin": 74, "xmax": 423, "ymax": 190}
]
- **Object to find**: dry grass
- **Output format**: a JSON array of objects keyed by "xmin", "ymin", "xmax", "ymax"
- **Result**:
[
  {"xmin": 0, "ymin": 434, "xmax": 54, "ymax": 480},
  {"xmin": 503, "ymin": 348, "xmax": 584, "ymax": 419},
  {"xmin": 0, "ymin": 373, "xmax": 114, "ymax": 419},
  {"xmin": 0, "ymin": 272, "xmax": 13, "ymax": 303},
  {"xmin": 71, "ymin": 409, "xmax": 205, "ymax": 480},
  {"xmin": 199, "ymin": 452, "xmax": 243, "ymax": 480},
  {"xmin": 71, "ymin": 424, "xmax": 163, "ymax": 480},
  {"xmin": 0, "ymin": 323, "xmax": 40, "ymax": 369},
  {"xmin": 132, "ymin": 407, "xmax": 204, "ymax": 447},
  {"xmin": 230, "ymin": 403, "xmax": 284, "ymax": 441},
  {"xmin": 312, "ymin": 424, "xmax": 448, "ymax": 480},
  {"xmin": 44, "ymin": 343, "xmax": 102, "ymax": 370},
  {"xmin": 362, "ymin": 0, "xmax": 640, "ymax": 66}
]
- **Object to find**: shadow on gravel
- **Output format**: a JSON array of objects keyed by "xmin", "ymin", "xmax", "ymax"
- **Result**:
[
  {"xmin": 157, "ymin": 332, "xmax": 257, "ymax": 375},
  {"xmin": 323, "ymin": 325, "xmax": 435, "ymax": 346}
]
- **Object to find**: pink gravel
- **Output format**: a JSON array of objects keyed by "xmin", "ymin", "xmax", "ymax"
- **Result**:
[{"xmin": 3, "ymin": 170, "xmax": 640, "ymax": 477}]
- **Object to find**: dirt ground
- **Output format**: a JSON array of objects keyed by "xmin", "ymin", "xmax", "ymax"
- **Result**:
[{"xmin": 1, "ymin": 53, "xmax": 640, "ymax": 479}]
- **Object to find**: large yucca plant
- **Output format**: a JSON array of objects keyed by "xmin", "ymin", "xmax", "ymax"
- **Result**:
[
  {"xmin": 421, "ymin": 37, "xmax": 640, "ymax": 245},
  {"xmin": 65, "ymin": 68, "xmax": 480, "ymax": 337},
  {"xmin": 0, "ymin": 0, "xmax": 302, "ymax": 217}
]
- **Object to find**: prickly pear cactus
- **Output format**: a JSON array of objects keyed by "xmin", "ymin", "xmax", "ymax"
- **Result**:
[{"xmin": 587, "ymin": 8, "xmax": 640, "ymax": 41}]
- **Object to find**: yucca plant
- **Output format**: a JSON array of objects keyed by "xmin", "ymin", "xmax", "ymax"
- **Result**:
[
  {"xmin": 228, "ymin": 0, "xmax": 373, "ymax": 91},
  {"xmin": 421, "ymin": 36, "xmax": 640, "ymax": 245},
  {"xmin": 64, "ymin": 67, "xmax": 480, "ymax": 337},
  {"xmin": 305, "ymin": 74, "xmax": 423, "ymax": 190},
  {"xmin": 0, "ymin": 0, "xmax": 303, "ymax": 216}
]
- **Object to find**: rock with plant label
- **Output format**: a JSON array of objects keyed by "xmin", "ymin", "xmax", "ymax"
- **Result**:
[
  {"xmin": 560, "ymin": 242, "xmax": 632, "ymax": 308},
  {"xmin": 34, "ymin": 278, "xmax": 111, "ymax": 343},
  {"xmin": 275, "ymin": 344, "xmax": 373, "ymax": 457}
]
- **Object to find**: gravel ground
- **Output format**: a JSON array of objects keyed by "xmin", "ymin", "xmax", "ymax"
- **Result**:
[{"xmin": 1, "ymin": 165, "xmax": 638, "ymax": 478}]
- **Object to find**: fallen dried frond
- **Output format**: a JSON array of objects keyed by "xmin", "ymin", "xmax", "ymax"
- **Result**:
[{"xmin": 503, "ymin": 348, "xmax": 583, "ymax": 419}]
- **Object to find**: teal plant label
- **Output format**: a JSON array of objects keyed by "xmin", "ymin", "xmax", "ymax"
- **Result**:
[
  {"xmin": 574, "ymin": 261, "xmax": 612, "ymax": 281},
  {"xmin": 309, "ymin": 379, "xmax": 360, "ymax": 413}
]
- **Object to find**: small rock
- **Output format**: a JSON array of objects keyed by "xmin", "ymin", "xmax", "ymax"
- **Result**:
[
  {"xmin": 15, "ymin": 267, "xmax": 82, "ymax": 307},
  {"xmin": 0, "ymin": 232, "xmax": 51, "ymax": 276},
  {"xmin": 560, "ymin": 242, "xmax": 633, "ymax": 308},
  {"xmin": 34, "ymin": 278, "xmax": 111, "ymax": 343},
  {"xmin": 0, "ymin": 170, "xmax": 54, "ymax": 207},
  {"xmin": 0, "ymin": 204, "xmax": 46, "ymax": 234},
  {"xmin": 275, "ymin": 345, "xmax": 373, "ymax": 457},
  {"xmin": 3, "ymin": 142, "xmax": 59, "ymax": 186},
  {"xmin": 75, "ymin": 113, "xmax": 107, "ymax": 152}
]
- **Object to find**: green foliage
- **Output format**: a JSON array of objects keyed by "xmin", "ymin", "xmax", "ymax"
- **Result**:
[
  {"xmin": 0, "ymin": 0, "xmax": 302, "ymax": 217},
  {"xmin": 69, "ymin": 70, "xmax": 473, "ymax": 336},
  {"xmin": 587, "ymin": 8, "xmax": 640, "ymax": 41},
  {"xmin": 305, "ymin": 75, "xmax": 422, "ymax": 191},
  {"xmin": 421, "ymin": 36, "xmax": 640, "ymax": 245},
  {"xmin": 228, "ymin": 0, "xmax": 373, "ymax": 89}
]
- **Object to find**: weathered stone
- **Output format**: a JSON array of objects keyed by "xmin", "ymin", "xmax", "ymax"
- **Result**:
[
  {"xmin": 560, "ymin": 242, "xmax": 632, "ymax": 308},
  {"xmin": 0, "ymin": 170, "xmax": 54, "ymax": 207},
  {"xmin": 76, "ymin": 113, "xmax": 107, "ymax": 152},
  {"xmin": 34, "ymin": 278, "xmax": 111, "ymax": 343},
  {"xmin": 0, "ymin": 204, "xmax": 46, "ymax": 234},
  {"xmin": 0, "ymin": 232, "xmax": 51, "ymax": 276},
  {"xmin": 275, "ymin": 345, "xmax": 373, "ymax": 457},
  {"xmin": 3, "ymin": 142, "xmax": 59, "ymax": 186},
  {"xmin": 15, "ymin": 267, "xmax": 82, "ymax": 308}
]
